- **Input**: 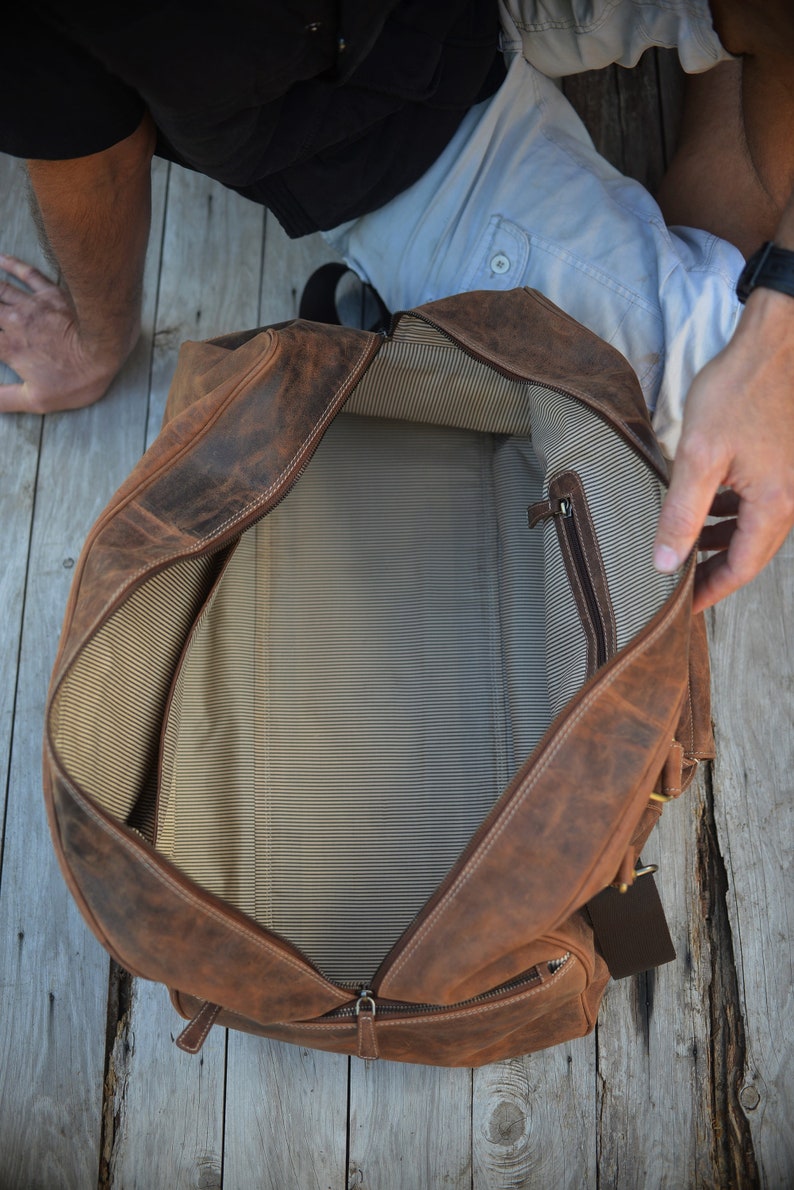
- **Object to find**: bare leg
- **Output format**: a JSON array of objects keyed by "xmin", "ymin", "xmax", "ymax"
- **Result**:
[
  {"xmin": 656, "ymin": 62, "xmax": 776, "ymax": 255},
  {"xmin": 656, "ymin": 1, "xmax": 794, "ymax": 257}
]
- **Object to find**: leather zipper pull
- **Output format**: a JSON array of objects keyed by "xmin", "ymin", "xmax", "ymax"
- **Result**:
[
  {"xmin": 175, "ymin": 1000, "xmax": 222, "ymax": 1054},
  {"xmin": 355, "ymin": 989, "xmax": 379, "ymax": 1061},
  {"xmin": 528, "ymin": 497, "xmax": 567, "ymax": 528}
]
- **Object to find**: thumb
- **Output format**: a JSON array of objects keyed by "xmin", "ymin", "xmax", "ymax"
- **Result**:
[{"xmin": 654, "ymin": 443, "xmax": 725, "ymax": 573}]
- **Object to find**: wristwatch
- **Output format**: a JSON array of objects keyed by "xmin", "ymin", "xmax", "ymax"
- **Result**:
[{"xmin": 736, "ymin": 241, "xmax": 794, "ymax": 303}]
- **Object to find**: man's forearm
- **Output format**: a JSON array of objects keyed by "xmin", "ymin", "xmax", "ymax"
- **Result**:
[
  {"xmin": 0, "ymin": 114, "xmax": 157, "ymax": 412},
  {"xmin": 26, "ymin": 113, "xmax": 156, "ymax": 363},
  {"xmin": 654, "ymin": 183, "xmax": 794, "ymax": 610}
]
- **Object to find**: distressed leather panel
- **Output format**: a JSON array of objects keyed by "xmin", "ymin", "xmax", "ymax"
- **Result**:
[
  {"xmin": 377, "ymin": 557, "xmax": 694, "ymax": 1005},
  {"xmin": 430, "ymin": 913, "xmax": 595, "ymax": 1007},
  {"xmin": 408, "ymin": 289, "xmax": 669, "ymax": 480},
  {"xmin": 46, "ymin": 770, "xmax": 349, "ymax": 1022},
  {"xmin": 47, "ymin": 322, "xmax": 379, "ymax": 690},
  {"xmin": 676, "ymin": 610, "xmax": 715, "ymax": 765},
  {"xmin": 173, "ymin": 949, "xmax": 593, "ymax": 1068},
  {"xmin": 42, "ymin": 289, "xmax": 706, "ymax": 1064}
]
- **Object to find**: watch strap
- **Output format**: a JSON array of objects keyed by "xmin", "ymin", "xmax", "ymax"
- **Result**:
[{"xmin": 736, "ymin": 241, "xmax": 794, "ymax": 303}]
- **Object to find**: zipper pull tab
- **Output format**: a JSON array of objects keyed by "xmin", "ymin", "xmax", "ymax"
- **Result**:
[
  {"xmin": 527, "ymin": 495, "xmax": 571, "ymax": 528},
  {"xmin": 355, "ymin": 989, "xmax": 379, "ymax": 1061},
  {"xmin": 175, "ymin": 1000, "xmax": 222, "ymax": 1053}
]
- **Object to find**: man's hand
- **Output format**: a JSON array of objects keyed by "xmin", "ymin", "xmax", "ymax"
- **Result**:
[
  {"xmin": 654, "ymin": 286, "xmax": 794, "ymax": 612},
  {"xmin": 0, "ymin": 254, "xmax": 135, "ymax": 413}
]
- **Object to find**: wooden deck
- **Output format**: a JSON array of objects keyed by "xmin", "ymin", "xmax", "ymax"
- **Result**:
[{"xmin": 1, "ymin": 52, "xmax": 791, "ymax": 1189}]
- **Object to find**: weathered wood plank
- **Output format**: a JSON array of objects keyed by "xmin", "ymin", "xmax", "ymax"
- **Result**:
[
  {"xmin": 563, "ymin": 68, "xmax": 625, "ymax": 178},
  {"xmin": 563, "ymin": 49, "xmax": 682, "ymax": 192},
  {"xmin": 106, "ymin": 165, "xmax": 265, "ymax": 1187},
  {"xmin": 263, "ymin": 214, "xmax": 484, "ymax": 1190},
  {"xmin": 348, "ymin": 1061, "xmax": 472, "ymax": 1190},
  {"xmin": 221, "ymin": 200, "xmax": 351, "ymax": 1190},
  {"xmin": 0, "ymin": 158, "xmax": 168, "ymax": 1189},
  {"xmin": 709, "ymin": 544, "xmax": 794, "ymax": 1187},
  {"xmin": 596, "ymin": 778, "xmax": 729, "ymax": 1188},
  {"xmin": 654, "ymin": 49, "xmax": 686, "ymax": 169},
  {"xmin": 106, "ymin": 981, "xmax": 226, "ymax": 1190},
  {"xmin": 224, "ymin": 1036, "xmax": 349, "ymax": 1189},
  {"xmin": 0, "ymin": 153, "xmax": 46, "ymax": 851},
  {"xmin": 473, "ymin": 1041, "xmax": 597, "ymax": 1188},
  {"xmin": 145, "ymin": 165, "xmax": 266, "ymax": 441}
]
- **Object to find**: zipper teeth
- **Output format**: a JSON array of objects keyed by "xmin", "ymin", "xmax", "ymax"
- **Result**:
[
  {"xmin": 407, "ymin": 312, "xmax": 668, "ymax": 483},
  {"xmin": 559, "ymin": 503, "xmax": 608, "ymax": 669},
  {"xmin": 327, "ymin": 955, "xmax": 573, "ymax": 1019},
  {"xmin": 408, "ymin": 313, "xmax": 541, "ymax": 384}
]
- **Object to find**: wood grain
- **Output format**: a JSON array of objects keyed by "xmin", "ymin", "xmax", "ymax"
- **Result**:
[
  {"xmin": 348, "ymin": 1060, "xmax": 472, "ymax": 1190},
  {"xmin": 596, "ymin": 780, "xmax": 725, "ymax": 1187},
  {"xmin": 102, "ymin": 163, "xmax": 265, "ymax": 1186},
  {"xmin": 259, "ymin": 213, "xmax": 340, "ymax": 326},
  {"xmin": 145, "ymin": 166, "xmax": 266, "ymax": 442},
  {"xmin": 106, "ymin": 981, "xmax": 226, "ymax": 1190},
  {"xmin": 709, "ymin": 542, "xmax": 794, "ymax": 1187},
  {"xmin": 0, "ymin": 152, "xmax": 45, "ymax": 845},
  {"xmin": 224, "ymin": 1035, "xmax": 348, "ymax": 1190},
  {"xmin": 473, "ymin": 1042, "xmax": 597, "ymax": 1188},
  {"xmin": 0, "ymin": 157, "xmax": 168, "ymax": 1189}
]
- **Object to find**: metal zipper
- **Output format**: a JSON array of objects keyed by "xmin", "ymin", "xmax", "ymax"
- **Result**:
[
  {"xmin": 326, "ymin": 954, "xmax": 573, "ymax": 1022},
  {"xmin": 556, "ymin": 496, "xmax": 608, "ymax": 669},
  {"xmin": 528, "ymin": 491, "xmax": 608, "ymax": 671},
  {"xmin": 404, "ymin": 310, "xmax": 668, "ymax": 483}
]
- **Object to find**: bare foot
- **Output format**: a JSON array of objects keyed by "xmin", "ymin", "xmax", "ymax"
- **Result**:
[{"xmin": 0, "ymin": 254, "xmax": 137, "ymax": 414}]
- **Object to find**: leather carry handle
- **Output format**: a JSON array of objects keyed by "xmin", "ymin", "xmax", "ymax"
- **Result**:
[{"xmin": 299, "ymin": 262, "xmax": 391, "ymax": 332}]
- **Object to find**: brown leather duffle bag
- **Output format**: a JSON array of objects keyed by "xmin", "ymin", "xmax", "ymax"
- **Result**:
[{"xmin": 43, "ymin": 289, "xmax": 712, "ymax": 1066}]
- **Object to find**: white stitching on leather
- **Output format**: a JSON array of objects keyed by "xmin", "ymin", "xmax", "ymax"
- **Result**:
[{"xmin": 387, "ymin": 562, "xmax": 693, "ymax": 980}]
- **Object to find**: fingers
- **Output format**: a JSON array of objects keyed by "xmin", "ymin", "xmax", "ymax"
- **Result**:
[
  {"xmin": 0, "ymin": 278, "xmax": 35, "ymax": 308},
  {"xmin": 653, "ymin": 432, "xmax": 726, "ymax": 574},
  {"xmin": 0, "ymin": 253, "xmax": 55, "ymax": 293},
  {"xmin": 692, "ymin": 489, "xmax": 793, "ymax": 612},
  {"xmin": 653, "ymin": 286, "xmax": 794, "ymax": 607}
]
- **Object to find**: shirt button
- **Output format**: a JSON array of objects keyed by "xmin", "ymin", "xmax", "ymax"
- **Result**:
[{"xmin": 490, "ymin": 252, "xmax": 511, "ymax": 275}]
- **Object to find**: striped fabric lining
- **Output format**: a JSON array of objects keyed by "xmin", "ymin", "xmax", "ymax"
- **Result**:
[
  {"xmin": 345, "ymin": 320, "xmax": 533, "ymax": 438},
  {"xmin": 158, "ymin": 414, "xmax": 549, "ymax": 980},
  {"xmin": 49, "ymin": 324, "xmax": 674, "ymax": 987},
  {"xmin": 51, "ymin": 553, "xmax": 220, "ymax": 825},
  {"xmin": 530, "ymin": 388, "xmax": 675, "ymax": 713}
]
